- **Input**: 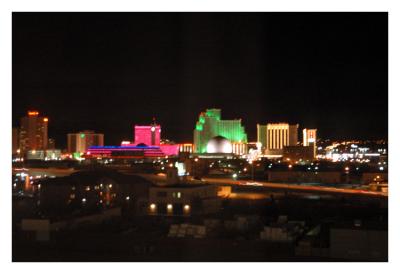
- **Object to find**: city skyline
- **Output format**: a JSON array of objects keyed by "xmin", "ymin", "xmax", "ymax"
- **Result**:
[{"xmin": 12, "ymin": 13, "xmax": 388, "ymax": 147}]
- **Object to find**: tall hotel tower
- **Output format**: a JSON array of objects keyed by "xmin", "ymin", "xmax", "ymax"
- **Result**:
[
  {"xmin": 19, "ymin": 111, "xmax": 48, "ymax": 153},
  {"xmin": 193, "ymin": 109, "xmax": 247, "ymax": 154},
  {"xmin": 257, "ymin": 123, "xmax": 298, "ymax": 155}
]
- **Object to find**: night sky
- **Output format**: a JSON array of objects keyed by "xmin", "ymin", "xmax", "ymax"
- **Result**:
[{"xmin": 12, "ymin": 13, "xmax": 388, "ymax": 148}]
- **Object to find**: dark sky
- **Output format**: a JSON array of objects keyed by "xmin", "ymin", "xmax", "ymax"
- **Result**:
[{"xmin": 12, "ymin": 12, "xmax": 388, "ymax": 148}]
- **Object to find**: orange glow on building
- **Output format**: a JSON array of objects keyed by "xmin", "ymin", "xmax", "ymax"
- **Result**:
[
  {"xmin": 28, "ymin": 111, "xmax": 39, "ymax": 116},
  {"xmin": 43, "ymin": 117, "xmax": 49, "ymax": 122}
]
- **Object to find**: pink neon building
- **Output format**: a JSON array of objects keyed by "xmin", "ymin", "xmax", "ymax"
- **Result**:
[{"xmin": 133, "ymin": 125, "xmax": 161, "ymax": 146}]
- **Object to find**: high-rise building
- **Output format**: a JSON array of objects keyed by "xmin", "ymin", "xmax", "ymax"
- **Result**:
[
  {"xmin": 133, "ymin": 121, "xmax": 161, "ymax": 146},
  {"xmin": 193, "ymin": 109, "xmax": 247, "ymax": 153},
  {"xmin": 67, "ymin": 130, "xmax": 104, "ymax": 154},
  {"xmin": 303, "ymin": 128, "xmax": 317, "ymax": 158},
  {"xmin": 12, "ymin": 127, "xmax": 19, "ymax": 154},
  {"xmin": 257, "ymin": 123, "xmax": 298, "ymax": 155},
  {"xmin": 19, "ymin": 111, "xmax": 48, "ymax": 153}
]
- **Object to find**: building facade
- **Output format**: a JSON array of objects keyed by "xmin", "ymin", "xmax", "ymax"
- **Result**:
[
  {"xmin": 133, "ymin": 124, "xmax": 161, "ymax": 146},
  {"xmin": 303, "ymin": 128, "xmax": 317, "ymax": 159},
  {"xmin": 67, "ymin": 130, "xmax": 104, "ymax": 154},
  {"xmin": 257, "ymin": 123, "xmax": 298, "ymax": 155},
  {"xmin": 12, "ymin": 127, "xmax": 19, "ymax": 154},
  {"xmin": 19, "ymin": 111, "xmax": 48, "ymax": 153},
  {"xmin": 193, "ymin": 109, "xmax": 247, "ymax": 153}
]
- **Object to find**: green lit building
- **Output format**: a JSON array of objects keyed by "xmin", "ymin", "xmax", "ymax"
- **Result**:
[{"xmin": 193, "ymin": 109, "xmax": 247, "ymax": 153}]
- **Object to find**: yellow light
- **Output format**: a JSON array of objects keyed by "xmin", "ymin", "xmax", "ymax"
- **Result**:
[
  {"xmin": 184, "ymin": 204, "xmax": 190, "ymax": 211},
  {"xmin": 288, "ymin": 165, "xmax": 293, "ymax": 168},
  {"xmin": 150, "ymin": 203, "xmax": 156, "ymax": 210},
  {"xmin": 194, "ymin": 158, "xmax": 199, "ymax": 162},
  {"xmin": 167, "ymin": 204, "xmax": 173, "ymax": 210},
  {"xmin": 108, "ymin": 184, "xmax": 112, "ymax": 188},
  {"xmin": 28, "ymin": 111, "xmax": 39, "ymax": 116},
  {"xmin": 43, "ymin": 117, "xmax": 48, "ymax": 122}
]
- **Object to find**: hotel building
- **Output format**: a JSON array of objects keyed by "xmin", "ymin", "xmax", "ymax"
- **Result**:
[
  {"xmin": 257, "ymin": 123, "xmax": 299, "ymax": 155},
  {"xmin": 193, "ymin": 108, "xmax": 247, "ymax": 154},
  {"xmin": 67, "ymin": 130, "xmax": 104, "ymax": 154},
  {"xmin": 19, "ymin": 111, "xmax": 48, "ymax": 153}
]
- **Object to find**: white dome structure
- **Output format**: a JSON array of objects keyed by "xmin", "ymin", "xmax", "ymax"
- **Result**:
[{"xmin": 206, "ymin": 136, "xmax": 232, "ymax": 153}]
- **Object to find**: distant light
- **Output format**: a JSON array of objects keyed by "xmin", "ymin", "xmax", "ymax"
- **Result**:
[
  {"xmin": 151, "ymin": 126, "xmax": 155, "ymax": 132},
  {"xmin": 126, "ymin": 196, "xmax": 130, "ymax": 201},
  {"xmin": 108, "ymin": 184, "xmax": 112, "ymax": 188},
  {"xmin": 243, "ymin": 168, "xmax": 247, "ymax": 172},
  {"xmin": 379, "ymin": 167, "xmax": 384, "ymax": 171},
  {"xmin": 150, "ymin": 203, "xmax": 156, "ymax": 210},
  {"xmin": 82, "ymin": 198, "xmax": 86, "ymax": 203},
  {"xmin": 288, "ymin": 165, "xmax": 293, "ymax": 168},
  {"xmin": 80, "ymin": 133, "xmax": 85, "ymax": 138},
  {"xmin": 232, "ymin": 173, "xmax": 238, "ymax": 179},
  {"xmin": 28, "ymin": 111, "xmax": 39, "ymax": 116},
  {"xmin": 345, "ymin": 167, "xmax": 350, "ymax": 171},
  {"xmin": 43, "ymin": 117, "xmax": 48, "ymax": 122},
  {"xmin": 184, "ymin": 204, "xmax": 190, "ymax": 211},
  {"xmin": 194, "ymin": 158, "xmax": 199, "ymax": 162},
  {"xmin": 167, "ymin": 204, "xmax": 173, "ymax": 210}
]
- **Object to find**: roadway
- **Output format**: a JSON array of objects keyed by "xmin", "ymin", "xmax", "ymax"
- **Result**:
[{"xmin": 201, "ymin": 177, "xmax": 388, "ymax": 198}]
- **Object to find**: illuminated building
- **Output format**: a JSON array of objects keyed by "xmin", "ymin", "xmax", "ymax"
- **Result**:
[
  {"xmin": 133, "ymin": 121, "xmax": 161, "ymax": 146},
  {"xmin": 179, "ymin": 143, "xmax": 194, "ymax": 153},
  {"xmin": 257, "ymin": 123, "xmax": 298, "ymax": 156},
  {"xmin": 232, "ymin": 142, "xmax": 247, "ymax": 155},
  {"xmin": 19, "ymin": 111, "xmax": 48, "ymax": 153},
  {"xmin": 303, "ymin": 128, "xmax": 317, "ymax": 158},
  {"xmin": 67, "ymin": 130, "xmax": 104, "ymax": 154},
  {"xmin": 148, "ymin": 184, "xmax": 224, "ymax": 216},
  {"xmin": 12, "ymin": 128, "xmax": 19, "ymax": 154},
  {"xmin": 85, "ymin": 145, "xmax": 165, "ymax": 159},
  {"xmin": 193, "ymin": 109, "xmax": 247, "ymax": 153},
  {"xmin": 26, "ymin": 149, "xmax": 62, "ymax": 160}
]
